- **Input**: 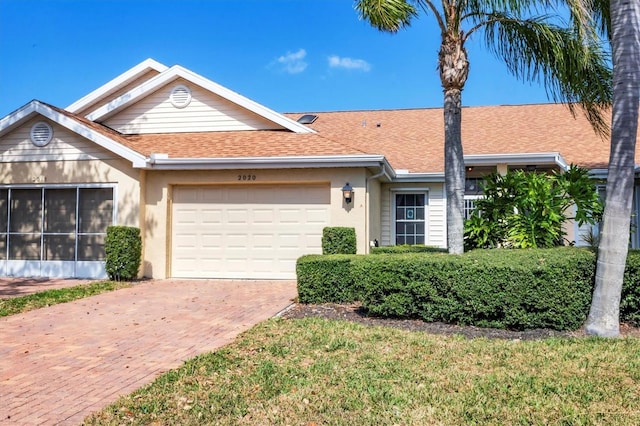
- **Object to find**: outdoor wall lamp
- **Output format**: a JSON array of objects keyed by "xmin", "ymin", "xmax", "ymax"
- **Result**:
[{"xmin": 342, "ymin": 182, "xmax": 353, "ymax": 204}]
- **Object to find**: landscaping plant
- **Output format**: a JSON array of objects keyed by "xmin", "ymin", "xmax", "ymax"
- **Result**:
[
  {"xmin": 105, "ymin": 226, "xmax": 142, "ymax": 281},
  {"xmin": 321, "ymin": 227, "xmax": 357, "ymax": 255},
  {"xmin": 464, "ymin": 165, "xmax": 603, "ymax": 250}
]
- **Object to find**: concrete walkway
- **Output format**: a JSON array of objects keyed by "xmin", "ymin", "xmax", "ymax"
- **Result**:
[{"xmin": 0, "ymin": 279, "xmax": 297, "ymax": 425}]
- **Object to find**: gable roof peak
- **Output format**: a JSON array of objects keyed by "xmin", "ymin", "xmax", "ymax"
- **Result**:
[
  {"xmin": 65, "ymin": 58, "xmax": 169, "ymax": 114},
  {"xmin": 0, "ymin": 99, "xmax": 148, "ymax": 167},
  {"xmin": 86, "ymin": 61, "xmax": 316, "ymax": 134}
]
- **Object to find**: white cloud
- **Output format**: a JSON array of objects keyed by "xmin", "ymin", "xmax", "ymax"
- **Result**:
[
  {"xmin": 276, "ymin": 48, "xmax": 308, "ymax": 74},
  {"xmin": 328, "ymin": 55, "xmax": 371, "ymax": 72}
]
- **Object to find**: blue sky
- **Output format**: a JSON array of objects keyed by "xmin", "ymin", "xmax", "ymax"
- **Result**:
[{"xmin": 0, "ymin": 0, "xmax": 554, "ymax": 118}]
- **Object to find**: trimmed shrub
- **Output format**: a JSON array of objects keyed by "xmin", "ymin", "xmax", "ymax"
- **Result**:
[
  {"xmin": 322, "ymin": 227, "xmax": 357, "ymax": 255},
  {"xmin": 296, "ymin": 254, "xmax": 357, "ymax": 303},
  {"xmin": 295, "ymin": 246, "xmax": 640, "ymax": 331},
  {"xmin": 356, "ymin": 248, "xmax": 596, "ymax": 331},
  {"xmin": 621, "ymin": 250, "xmax": 640, "ymax": 325},
  {"xmin": 105, "ymin": 226, "xmax": 142, "ymax": 281},
  {"xmin": 371, "ymin": 245, "xmax": 447, "ymax": 254}
]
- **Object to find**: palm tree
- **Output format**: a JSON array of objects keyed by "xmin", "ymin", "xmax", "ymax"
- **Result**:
[
  {"xmin": 585, "ymin": 0, "xmax": 640, "ymax": 337},
  {"xmin": 354, "ymin": 0, "xmax": 611, "ymax": 254}
]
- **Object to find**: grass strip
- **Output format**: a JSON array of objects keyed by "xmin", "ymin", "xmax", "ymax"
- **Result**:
[
  {"xmin": 0, "ymin": 281, "xmax": 132, "ymax": 317},
  {"xmin": 86, "ymin": 317, "xmax": 640, "ymax": 425}
]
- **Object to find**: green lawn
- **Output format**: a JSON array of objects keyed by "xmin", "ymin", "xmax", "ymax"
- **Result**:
[
  {"xmin": 0, "ymin": 281, "xmax": 132, "ymax": 317},
  {"xmin": 86, "ymin": 317, "xmax": 640, "ymax": 425}
]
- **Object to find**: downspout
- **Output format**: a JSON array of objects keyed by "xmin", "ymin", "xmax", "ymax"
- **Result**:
[{"xmin": 365, "ymin": 163, "xmax": 390, "ymax": 253}]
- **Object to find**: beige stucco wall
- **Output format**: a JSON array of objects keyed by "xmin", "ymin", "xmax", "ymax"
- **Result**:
[
  {"xmin": 366, "ymin": 174, "xmax": 382, "ymax": 251},
  {"xmin": 142, "ymin": 167, "xmax": 369, "ymax": 278}
]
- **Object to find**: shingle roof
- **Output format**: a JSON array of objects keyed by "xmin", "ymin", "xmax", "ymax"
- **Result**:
[
  {"xmin": 53, "ymin": 102, "xmax": 630, "ymax": 173},
  {"xmin": 121, "ymin": 131, "xmax": 367, "ymax": 158},
  {"xmin": 286, "ymin": 103, "xmax": 621, "ymax": 172}
]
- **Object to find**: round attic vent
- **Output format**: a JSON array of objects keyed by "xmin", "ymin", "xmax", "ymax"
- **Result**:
[
  {"xmin": 170, "ymin": 84, "xmax": 192, "ymax": 108},
  {"xmin": 30, "ymin": 122, "xmax": 53, "ymax": 147}
]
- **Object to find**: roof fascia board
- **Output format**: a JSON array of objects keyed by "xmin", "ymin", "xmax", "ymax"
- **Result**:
[
  {"xmin": 65, "ymin": 59, "xmax": 169, "ymax": 114},
  {"xmin": 1, "ymin": 101, "xmax": 147, "ymax": 167},
  {"xmin": 87, "ymin": 65, "xmax": 316, "ymax": 134},
  {"xmin": 146, "ymin": 154, "xmax": 386, "ymax": 170},
  {"xmin": 589, "ymin": 168, "xmax": 609, "ymax": 179},
  {"xmin": 591, "ymin": 167, "xmax": 640, "ymax": 179},
  {"xmin": 464, "ymin": 152, "xmax": 568, "ymax": 170},
  {"xmin": 0, "ymin": 101, "xmax": 40, "ymax": 134},
  {"xmin": 392, "ymin": 172, "xmax": 445, "ymax": 183}
]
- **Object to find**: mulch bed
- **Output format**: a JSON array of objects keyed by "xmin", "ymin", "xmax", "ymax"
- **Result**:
[{"xmin": 280, "ymin": 302, "xmax": 640, "ymax": 340}]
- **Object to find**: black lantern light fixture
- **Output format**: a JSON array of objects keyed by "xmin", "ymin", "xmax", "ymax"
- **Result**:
[{"xmin": 342, "ymin": 182, "xmax": 353, "ymax": 204}]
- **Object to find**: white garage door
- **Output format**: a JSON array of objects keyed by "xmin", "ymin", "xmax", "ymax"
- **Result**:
[{"xmin": 171, "ymin": 184, "xmax": 330, "ymax": 279}]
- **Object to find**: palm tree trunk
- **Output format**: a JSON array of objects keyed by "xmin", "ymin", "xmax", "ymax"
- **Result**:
[
  {"xmin": 444, "ymin": 88, "xmax": 465, "ymax": 254},
  {"xmin": 440, "ymin": 33, "xmax": 468, "ymax": 254},
  {"xmin": 585, "ymin": 0, "xmax": 640, "ymax": 337}
]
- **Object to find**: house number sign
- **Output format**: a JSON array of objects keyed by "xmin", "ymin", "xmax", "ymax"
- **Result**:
[{"xmin": 238, "ymin": 174, "xmax": 257, "ymax": 181}]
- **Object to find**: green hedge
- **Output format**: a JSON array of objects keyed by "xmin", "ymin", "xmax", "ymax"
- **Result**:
[
  {"xmin": 105, "ymin": 226, "xmax": 142, "ymax": 281},
  {"xmin": 621, "ymin": 250, "xmax": 640, "ymax": 325},
  {"xmin": 322, "ymin": 227, "xmax": 357, "ymax": 255},
  {"xmin": 371, "ymin": 245, "xmax": 447, "ymax": 254},
  {"xmin": 296, "ymin": 254, "xmax": 357, "ymax": 303},
  {"xmin": 296, "ymin": 247, "xmax": 640, "ymax": 331},
  {"xmin": 356, "ymin": 248, "xmax": 596, "ymax": 330}
]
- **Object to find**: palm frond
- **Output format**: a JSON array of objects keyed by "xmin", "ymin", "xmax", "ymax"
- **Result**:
[
  {"xmin": 354, "ymin": 0, "xmax": 419, "ymax": 32},
  {"xmin": 465, "ymin": 0, "xmax": 610, "ymax": 39},
  {"xmin": 583, "ymin": 0, "xmax": 611, "ymax": 39},
  {"xmin": 482, "ymin": 14, "xmax": 612, "ymax": 135}
]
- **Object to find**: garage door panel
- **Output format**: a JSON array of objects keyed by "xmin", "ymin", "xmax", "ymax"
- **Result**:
[
  {"xmin": 201, "ymin": 188, "xmax": 224, "ymax": 203},
  {"xmin": 226, "ymin": 209, "xmax": 249, "ymax": 223},
  {"xmin": 171, "ymin": 184, "xmax": 330, "ymax": 279},
  {"xmin": 253, "ymin": 209, "xmax": 274, "ymax": 223},
  {"xmin": 201, "ymin": 209, "xmax": 223, "ymax": 223},
  {"xmin": 278, "ymin": 209, "xmax": 305, "ymax": 224},
  {"xmin": 226, "ymin": 188, "xmax": 251, "ymax": 203},
  {"xmin": 174, "ymin": 234, "xmax": 198, "ymax": 247},
  {"xmin": 307, "ymin": 209, "xmax": 330, "ymax": 223},
  {"xmin": 253, "ymin": 233, "xmax": 276, "ymax": 247},
  {"xmin": 173, "ymin": 207, "xmax": 198, "ymax": 222},
  {"xmin": 173, "ymin": 187, "xmax": 199, "ymax": 203}
]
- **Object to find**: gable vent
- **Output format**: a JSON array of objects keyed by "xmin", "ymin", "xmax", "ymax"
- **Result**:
[
  {"xmin": 170, "ymin": 84, "xmax": 192, "ymax": 108},
  {"xmin": 30, "ymin": 122, "xmax": 53, "ymax": 147}
]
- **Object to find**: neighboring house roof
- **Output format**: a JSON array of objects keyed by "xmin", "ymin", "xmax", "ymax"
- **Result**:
[{"xmin": 285, "ymin": 103, "xmax": 621, "ymax": 173}]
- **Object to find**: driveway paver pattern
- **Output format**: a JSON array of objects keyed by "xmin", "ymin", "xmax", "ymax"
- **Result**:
[
  {"xmin": 0, "ymin": 278, "xmax": 93, "ymax": 299},
  {"xmin": 0, "ymin": 279, "xmax": 297, "ymax": 425}
]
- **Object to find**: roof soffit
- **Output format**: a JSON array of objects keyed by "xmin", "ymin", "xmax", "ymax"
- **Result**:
[{"xmin": 86, "ymin": 64, "xmax": 316, "ymax": 134}]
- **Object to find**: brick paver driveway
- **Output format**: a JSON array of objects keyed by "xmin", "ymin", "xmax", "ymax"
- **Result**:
[{"xmin": 0, "ymin": 279, "xmax": 297, "ymax": 425}]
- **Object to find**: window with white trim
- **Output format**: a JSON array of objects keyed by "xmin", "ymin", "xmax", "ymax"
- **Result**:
[
  {"xmin": 464, "ymin": 196, "xmax": 482, "ymax": 220},
  {"xmin": 0, "ymin": 187, "xmax": 114, "ymax": 261},
  {"xmin": 464, "ymin": 177, "xmax": 484, "ymax": 220},
  {"xmin": 395, "ymin": 193, "xmax": 426, "ymax": 245}
]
